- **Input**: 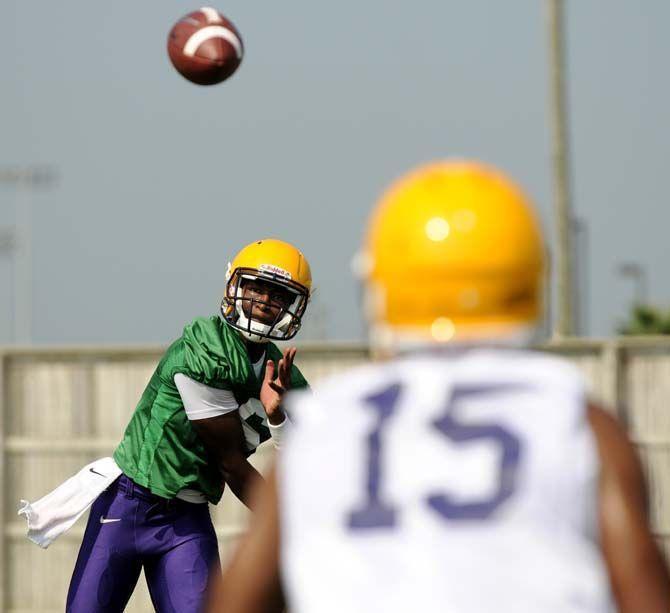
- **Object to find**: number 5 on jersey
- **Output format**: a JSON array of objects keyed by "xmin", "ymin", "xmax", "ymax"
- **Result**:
[{"xmin": 347, "ymin": 382, "xmax": 524, "ymax": 530}]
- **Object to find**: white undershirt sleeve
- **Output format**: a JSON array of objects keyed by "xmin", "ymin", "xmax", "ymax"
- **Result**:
[
  {"xmin": 174, "ymin": 373, "xmax": 239, "ymax": 420},
  {"xmin": 269, "ymin": 416, "xmax": 290, "ymax": 449}
]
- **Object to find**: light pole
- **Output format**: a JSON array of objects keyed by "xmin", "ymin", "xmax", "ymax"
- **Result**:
[
  {"xmin": 547, "ymin": 0, "xmax": 576, "ymax": 337},
  {"xmin": 0, "ymin": 166, "xmax": 57, "ymax": 344},
  {"xmin": 617, "ymin": 262, "xmax": 648, "ymax": 307}
]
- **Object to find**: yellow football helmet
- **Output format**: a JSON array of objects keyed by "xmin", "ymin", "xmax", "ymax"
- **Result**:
[
  {"xmin": 357, "ymin": 160, "xmax": 545, "ymax": 348},
  {"xmin": 222, "ymin": 238, "xmax": 312, "ymax": 342}
]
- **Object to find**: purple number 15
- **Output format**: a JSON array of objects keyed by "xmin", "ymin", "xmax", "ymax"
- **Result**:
[{"xmin": 347, "ymin": 382, "xmax": 523, "ymax": 530}]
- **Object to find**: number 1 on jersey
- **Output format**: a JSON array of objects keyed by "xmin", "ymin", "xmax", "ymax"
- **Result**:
[{"xmin": 347, "ymin": 384, "xmax": 401, "ymax": 530}]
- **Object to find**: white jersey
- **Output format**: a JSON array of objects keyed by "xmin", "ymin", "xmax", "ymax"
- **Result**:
[{"xmin": 280, "ymin": 349, "xmax": 614, "ymax": 613}]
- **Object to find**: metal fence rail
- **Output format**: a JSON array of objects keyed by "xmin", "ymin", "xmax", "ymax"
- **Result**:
[{"xmin": 0, "ymin": 339, "xmax": 668, "ymax": 612}]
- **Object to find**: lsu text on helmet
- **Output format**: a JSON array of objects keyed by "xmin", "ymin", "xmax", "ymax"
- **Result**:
[
  {"xmin": 222, "ymin": 238, "xmax": 312, "ymax": 343},
  {"xmin": 356, "ymin": 160, "xmax": 545, "ymax": 350}
]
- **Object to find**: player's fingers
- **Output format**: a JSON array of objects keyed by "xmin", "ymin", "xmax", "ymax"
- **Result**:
[
  {"xmin": 264, "ymin": 360, "xmax": 275, "ymax": 384},
  {"xmin": 286, "ymin": 346, "xmax": 295, "ymax": 366},
  {"xmin": 280, "ymin": 350, "xmax": 294, "ymax": 387},
  {"xmin": 269, "ymin": 381, "xmax": 285, "ymax": 394}
]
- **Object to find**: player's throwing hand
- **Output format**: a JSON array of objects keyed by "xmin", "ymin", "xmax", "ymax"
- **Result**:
[{"xmin": 260, "ymin": 347, "xmax": 297, "ymax": 424}]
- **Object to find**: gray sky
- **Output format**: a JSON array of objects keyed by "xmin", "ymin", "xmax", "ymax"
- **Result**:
[{"xmin": 2, "ymin": 1, "xmax": 669, "ymax": 345}]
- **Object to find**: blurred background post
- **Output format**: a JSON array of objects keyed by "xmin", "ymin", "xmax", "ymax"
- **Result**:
[
  {"xmin": 0, "ymin": 167, "xmax": 58, "ymax": 345},
  {"xmin": 618, "ymin": 261, "xmax": 648, "ymax": 307},
  {"xmin": 547, "ymin": 0, "xmax": 575, "ymax": 338}
]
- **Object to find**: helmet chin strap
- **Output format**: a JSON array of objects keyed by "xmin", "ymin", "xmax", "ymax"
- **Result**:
[
  {"xmin": 234, "ymin": 304, "xmax": 272, "ymax": 344},
  {"xmin": 233, "ymin": 300, "xmax": 295, "ymax": 343}
]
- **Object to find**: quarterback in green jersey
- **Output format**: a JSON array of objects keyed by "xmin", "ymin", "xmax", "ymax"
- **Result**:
[{"xmin": 66, "ymin": 238, "xmax": 312, "ymax": 613}]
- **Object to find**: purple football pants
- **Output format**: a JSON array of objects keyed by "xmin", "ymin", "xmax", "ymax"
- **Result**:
[{"xmin": 66, "ymin": 475, "xmax": 221, "ymax": 613}]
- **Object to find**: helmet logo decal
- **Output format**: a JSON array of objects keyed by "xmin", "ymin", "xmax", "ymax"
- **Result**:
[{"xmin": 259, "ymin": 264, "xmax": 292, "ymax": 280}]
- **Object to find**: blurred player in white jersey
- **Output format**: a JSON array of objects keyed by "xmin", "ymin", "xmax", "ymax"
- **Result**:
[{"xmin": 209, "ymin": 161, "xmax": 670, "ymax": 613}]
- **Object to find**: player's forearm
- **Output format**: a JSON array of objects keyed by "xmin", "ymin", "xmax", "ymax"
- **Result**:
[
  {"xmin": 611, "ymin": 540, "xmax": 670, "ymax": 613},
  {"xmin": 207, "ymin": 467, "xmax": 284, "ymax": 613},
  {"xmin": 220, "ymin": 457, "xmax": 263, "ymax": 509}
]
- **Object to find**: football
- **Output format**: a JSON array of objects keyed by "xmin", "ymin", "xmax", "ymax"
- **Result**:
[{"xmin": 167, "ymin": 7, "xmax": 243, "ymax": 86}]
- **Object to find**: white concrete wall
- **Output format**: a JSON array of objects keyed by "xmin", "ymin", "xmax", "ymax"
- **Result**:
[{"xmin": 0, "ymin": 339, "xmax": 668, "ymax": 612}]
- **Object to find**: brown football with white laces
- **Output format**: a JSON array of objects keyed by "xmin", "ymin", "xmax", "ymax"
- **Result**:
[{"xmin": 167, "ymin": 7, "xmax": 244, "ymax": 86}]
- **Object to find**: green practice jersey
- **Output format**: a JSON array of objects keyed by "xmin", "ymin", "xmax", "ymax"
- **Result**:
[{"xmin": 113, "ymin": 316, "xmax": 308, "ymax": 504}]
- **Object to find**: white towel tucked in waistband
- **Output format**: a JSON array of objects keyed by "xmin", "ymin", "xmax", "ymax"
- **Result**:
[{"xmin": 18, "ymin": 456, "xmax": 122, "ymax": 549}]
